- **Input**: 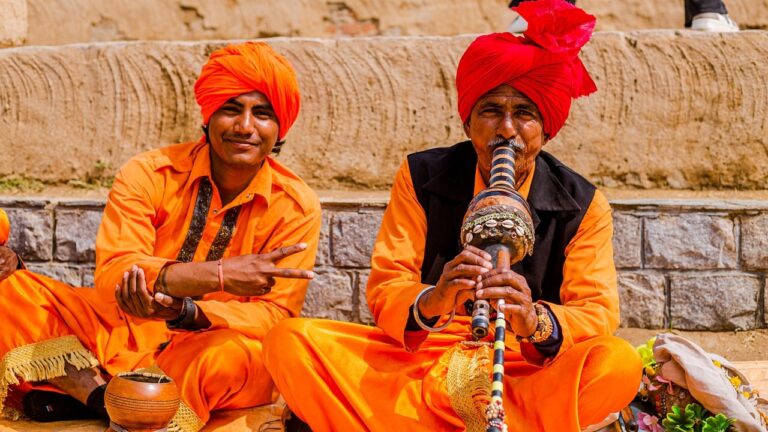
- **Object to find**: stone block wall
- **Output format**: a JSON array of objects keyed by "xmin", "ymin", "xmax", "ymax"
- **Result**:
[{"xmin": 2, "ymin": 197, "xmax": 766, "ymax": 330}]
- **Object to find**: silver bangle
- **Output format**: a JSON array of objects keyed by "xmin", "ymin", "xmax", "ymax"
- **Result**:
[{"xmin": 412, "ymin": 285, "xmax": 455, "ymax": 332}]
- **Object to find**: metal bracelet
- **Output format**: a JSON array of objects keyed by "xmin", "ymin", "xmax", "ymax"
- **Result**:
[{"xmin": 412, "ymin": 285, "xmax": 455, "ymax": 332}]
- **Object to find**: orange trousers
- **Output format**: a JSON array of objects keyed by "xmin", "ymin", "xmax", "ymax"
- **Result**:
[
  {"xmin": 0, "ymin": 270, "xmax": 274, "ymax": 429},
  {"xmin": 264, "ymin": 318, "xmax": 642, "ymax": 432}
]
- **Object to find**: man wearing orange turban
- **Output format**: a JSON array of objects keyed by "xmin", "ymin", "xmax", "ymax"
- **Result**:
[
  {"xmin": 263, "ymin": 1, "xmax": 641, "ymax": 431},
  {"xmin": 0, "ymin": 42, "xmax": 321, "ymax": 431}
]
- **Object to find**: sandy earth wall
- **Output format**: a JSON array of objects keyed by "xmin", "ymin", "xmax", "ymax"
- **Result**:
[
  {"xmin": 1, "ymin": 31, "xmax": 767, "ymax": 191},
  {"xmin": 0, "ymin": 0, "xmax": 27, "ymax": 48},
  {"xmin": 21, "ymin": 0, "xmax": 768, "ymax": 46}
]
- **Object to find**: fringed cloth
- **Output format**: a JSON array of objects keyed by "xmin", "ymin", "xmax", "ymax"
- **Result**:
[
  {"xmin": 0, "ymin": 337, "xmax": 203, "ymax": 432},
  {"xmin": 0, "ymin": 335, "xmax": 99, "ymax": 419},
  {"xmin": 445, "ymin": 341, "xmax": 495, "ymax": 432}
]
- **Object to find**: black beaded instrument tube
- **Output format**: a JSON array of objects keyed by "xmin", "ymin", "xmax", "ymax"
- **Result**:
[{"xmin": 459, "ymin": 141, "xmax": 535, "ymax": 432}]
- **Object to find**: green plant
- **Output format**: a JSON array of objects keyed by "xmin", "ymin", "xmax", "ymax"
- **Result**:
[
  {"xmin": 636, "ymin": 336, "xmax": 657, "ymax": 369},
  {"xmin": 663, "ymin": 405, "xmax": 696, "ymax": 432},
  {"xmin": 661, "ymin": 403, "xmax": 734, "ymax": 432},
  {"xmin": 701, "ymin": 414, "xmax": 733, "ymax": 432}
]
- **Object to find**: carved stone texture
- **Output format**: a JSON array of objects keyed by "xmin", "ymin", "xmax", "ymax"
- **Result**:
[
  {"xmin": 331, "ymin": 211, "xmax": 383, "ymax": 267},
  {"xmin": 741, "ymin": 214, "xmax": 768, "ymax": 270},
  {"xmin": 26, "ymin": 263, "xmax": 83, "ymax": 286},
  {"xmin": 618, "ymin": 271, "xmax": 666, "ymax": 328},
  {"xmin": 645, "ymin": 214, "xmax": 737, "ymax": 270},
  {"xmin": 314, "ymin": 211, "xmax": 331, "ymax": 267},
  {"xmin": 301, "ymin": 270, "xmax": 355, "ymax": 321},
  {"xmin": 5, "ymin": 208, "xmax": 53, "ymax": 261},
  {"xmin": 0, "ymin": 0, "xmax": 27, "ymax": 47},
  {"xmin": 4, "ymin": 32, "xmax": 768, "ymax": 192},
  {"xmin": 55, "ymin": 209, "xmax": 102, "ymax": 262},
  {"xmin": 357, "ymin": 270, "xmax": 373, "ymax": 325},
  {"xmin": 613, "ymin": 213, "xmax": 642, "ymax": 269},
  {"xmin": 670, "ymin": 273, "xmax": 760, "ymax": 330}
]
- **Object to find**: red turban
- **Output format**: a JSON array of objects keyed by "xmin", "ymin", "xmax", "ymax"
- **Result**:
[
  {"xmin": 194, "ymin": 42, "xmax": 300, "ymax": 140},
  {"xmin": 456, "ymin": 0, "xmax": 597, "ymax": 139}
]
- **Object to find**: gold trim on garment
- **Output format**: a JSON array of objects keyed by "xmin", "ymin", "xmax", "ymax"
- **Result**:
[
  {"xmin": 445, "ymin": 341, "xmax": 495, "ymax": 432},
  {"xmin": 0, "ymin": 335, "xmax": 100, "ymax": 418}
]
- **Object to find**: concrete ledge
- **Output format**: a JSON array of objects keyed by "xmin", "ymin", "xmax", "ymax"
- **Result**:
[
  {"xmin": 2, "ymin": 32, "xmax": 768, "ymax": 191},
  {"xmin": 21, "ymin": 0, "xmax": 768, "ymax": 46},
  {"xmin": 2, "ymin": 196, "xmax": 766, "ymax": 331}
]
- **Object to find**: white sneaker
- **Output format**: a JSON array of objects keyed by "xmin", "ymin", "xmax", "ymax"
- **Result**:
[
  {"xmin": 691, "ymin": 13, "xmax": 739, "ymax": 32},
  {"xmin": 507, "ymin": 15, "xmax": 528, "ymax": 34}
]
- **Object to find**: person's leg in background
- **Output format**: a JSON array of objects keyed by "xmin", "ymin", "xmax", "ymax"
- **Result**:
[{"xmin": 685, "ymin": 0, "xmax": 738, "ymax": 31}]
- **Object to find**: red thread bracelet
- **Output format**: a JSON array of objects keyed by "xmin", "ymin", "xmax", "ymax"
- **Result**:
[{"xmin": 217, "ymin": 259, "xmax": 225, "ymax": 292}]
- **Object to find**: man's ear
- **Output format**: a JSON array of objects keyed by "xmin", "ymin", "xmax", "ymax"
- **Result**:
[
  {"xmin": 543, "ymin": 133, "xmax": 550, "ymax": 146},
  {"xmin": 462, "ymin": 121, "xmax": 471, "ymax": 138},
  {"xmin": 202, "ymin": 125, "xmax": 210, "ymax": 143}
]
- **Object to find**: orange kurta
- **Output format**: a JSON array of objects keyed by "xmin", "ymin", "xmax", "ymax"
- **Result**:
[
  {"xmin": 263, "ymin": 159, "xmax": 641, "ymax": 431},
  {"xmin": 0, "ymin": 140, "xmax": 321, "ymax": 430}
]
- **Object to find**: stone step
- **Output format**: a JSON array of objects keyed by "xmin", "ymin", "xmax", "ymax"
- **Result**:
[
  {"xmin": 1, "ymin": 195, "xmax": 766, "ymax": 331},
  {"xmin": 4, "ymin": 0, "xmax": 767, "ymax": 47},
  {"xmin": 1, "ymin": 32, "xmax": 767, "ymax": 192}
]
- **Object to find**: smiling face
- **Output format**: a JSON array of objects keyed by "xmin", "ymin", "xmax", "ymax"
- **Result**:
[
  {"xmin": 463, "ymin": 84, "xmax": 547, "ymax": 187},
  {"xmin": 206, "ymin": 90, "xmax": 280, "ymax": 173}
]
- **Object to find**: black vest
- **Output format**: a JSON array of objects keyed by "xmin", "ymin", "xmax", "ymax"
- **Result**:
[{"xmin": 407, "ymin": 141, "xmax": 596, "ymax": 305}]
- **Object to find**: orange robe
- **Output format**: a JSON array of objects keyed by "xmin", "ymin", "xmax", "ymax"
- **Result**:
[
  {"xmin": 0, "ymin": 140, "xmax": 321, "ymax": 430},
  {"xmin": 264, "ymin": 159, "xmax": 642, "ymax": 431}
]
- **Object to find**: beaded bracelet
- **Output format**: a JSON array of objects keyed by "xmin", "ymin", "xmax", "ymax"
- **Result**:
[
  {"xmin": 412, "ymin": 286, "xmax": 455, "ymax": 332},
  {"xmin": 515, "ymin": 303, "xmax": 554, "ymax": 343}
]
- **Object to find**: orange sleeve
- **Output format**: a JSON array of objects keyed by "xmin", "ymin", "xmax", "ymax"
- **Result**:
[
  {"xmin": 196, "ymin": 199, "xmax": 321, "ymax": 339},
  {"xmin": 366, "ymin": 159, "xmax": 431, "ymax": 349},
  {"xmin": 541, "ymin": 189, "xmax": 620, "ymax": 358},
  {"xmin": 94, "ymin": 158, "xmax": 170, "ymax": 304}
]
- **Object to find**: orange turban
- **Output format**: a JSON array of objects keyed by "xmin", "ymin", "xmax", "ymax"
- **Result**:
[
  {"xmin": 456, "ymin": 0, "xmax": 597, "ymax": 139},
  {"xmin": 0, "ymin": 208, "xmax": 9, "ymax": 246},
  {"xmin": 194, "ymin": 42, "xmax": 301, "ymax": 140}
]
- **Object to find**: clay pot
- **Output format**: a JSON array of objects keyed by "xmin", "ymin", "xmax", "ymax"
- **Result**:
[{"xmin": 105, "ymin": 371, "xmax": 180, "ymax": 432}]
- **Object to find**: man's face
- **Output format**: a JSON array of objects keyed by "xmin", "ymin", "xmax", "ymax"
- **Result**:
[
  {"xmin": 463, "ymin": 84, "xmax": 546, "ymax": 186},
  {"xmin": 207, "ymin": 90, "xmax": 280, "ymax": 170}
]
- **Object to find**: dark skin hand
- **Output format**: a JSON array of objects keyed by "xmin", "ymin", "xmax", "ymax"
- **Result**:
[
  {"xmin": 159, "ymin": 242, "xmax": 314, "ymax": 299},
  {"xmin": 219, "ymin": 243, "xmax": 314, "ymax": 297},
  {"xmin": 476, "ymin": 268, "xmax": 538, "ymax": 338},
  {"xmin": 417, "ymin": 245, "xmax": 538, "ymax": 338},
  {"xmin": 116, "ymin": 265, "xmax": 183, "ymax": 320},
  {"xmin": 0, "ymin": 245, "xmax": 19, "ymax": 282},
  {"xmin": 417, "ymin": 245, "xmax": 492, "ymax": 318}
]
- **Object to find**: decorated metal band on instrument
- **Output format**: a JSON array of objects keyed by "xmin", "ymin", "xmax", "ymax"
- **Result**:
[{"xmin": 459, "ymin": 140, "xmax": 536, "ymax": 432}]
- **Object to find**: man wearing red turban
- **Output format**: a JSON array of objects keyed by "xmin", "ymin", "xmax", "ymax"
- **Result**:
[
  {"xmin": 0, "ymin": 42, "xmax": 321, "ymax": 431},
  {"xmin": 263, "ymin": 1, "xmax": 641, "ymax": 431}
]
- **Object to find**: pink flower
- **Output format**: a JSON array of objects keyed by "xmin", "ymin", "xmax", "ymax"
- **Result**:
[{"xmin": 637, "ymin": 412, "xmax": 663, "ymax": 432}]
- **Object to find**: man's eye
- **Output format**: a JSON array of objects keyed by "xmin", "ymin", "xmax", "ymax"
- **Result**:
[
  {"xmin": 221, "ymin": 106, "xmax": 240, "ymax": 113},
  {"xmin": 254, "ymin": 111, "xmax": 275, "ymax": 120}
]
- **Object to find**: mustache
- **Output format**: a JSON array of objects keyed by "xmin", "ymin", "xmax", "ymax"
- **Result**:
[{"xmin": 488, "ymin": 137, "xmax": 525, "ymax": 152}]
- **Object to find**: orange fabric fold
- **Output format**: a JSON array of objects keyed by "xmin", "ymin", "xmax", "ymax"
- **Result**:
[
  {"xmin": 264, "ymin": 319, "xmax": 642, "ymax": 431},
  {"xmin": 194, "ymin": 42, "xmax": 301, "ymax": 140},
  {"xmin": 1, "ymin": 141, "xmax": 321, "ymax": 425}
]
